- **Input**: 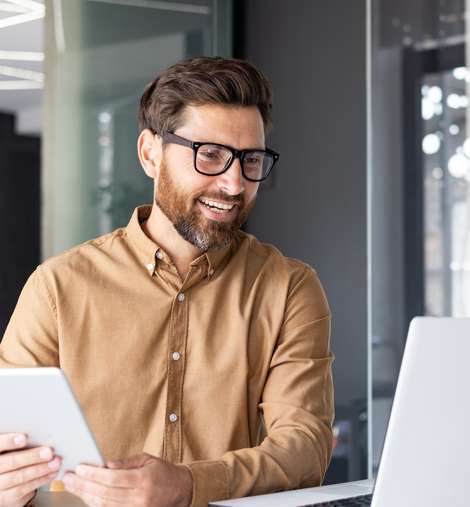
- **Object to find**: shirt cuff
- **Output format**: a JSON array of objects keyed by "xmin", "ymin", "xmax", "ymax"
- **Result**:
[{"xmin": 181, "ymin": 460, "xmax": 229, "ymax": 507}]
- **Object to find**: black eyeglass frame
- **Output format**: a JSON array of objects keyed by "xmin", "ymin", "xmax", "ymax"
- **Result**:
[{"xmin": 162, "ymin": 132, "xmax": 280, "ymax": 182}]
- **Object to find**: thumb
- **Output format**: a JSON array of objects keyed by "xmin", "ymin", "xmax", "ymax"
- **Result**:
[{"xmin": 106, "ymin": 452, "xmax": 153, "ymax": 470}]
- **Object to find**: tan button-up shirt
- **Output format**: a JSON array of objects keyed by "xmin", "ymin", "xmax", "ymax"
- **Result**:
[{"xmin": 0, "ymin": 206, "xmax": 334, "ymax": 506}]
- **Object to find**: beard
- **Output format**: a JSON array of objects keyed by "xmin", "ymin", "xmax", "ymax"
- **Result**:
[{"xmin": 154, "ymin": 156, "xmax": 256, "ymax": 251}]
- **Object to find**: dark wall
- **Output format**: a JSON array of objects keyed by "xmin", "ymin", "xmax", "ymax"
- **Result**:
[
  {"xmin": 245, "ymin": 0, "xmax": 368, "ymax": 405},
  {"xmin": 0, "ymin": 113, "xmax": 40, "ymax": 339}
]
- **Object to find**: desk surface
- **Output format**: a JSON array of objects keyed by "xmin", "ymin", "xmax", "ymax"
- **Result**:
[
  {"xmin": 33, "ymin": 479, "xmax": 375, "ymax": 507},
  {"xmin": 33, "ymin": 492, "xmax": 86, "ymax": 507}
]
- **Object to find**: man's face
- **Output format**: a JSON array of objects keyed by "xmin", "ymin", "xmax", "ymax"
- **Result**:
[{"xmin": 154, "ymin": 104, "xmax": 263, "ymax": 251}]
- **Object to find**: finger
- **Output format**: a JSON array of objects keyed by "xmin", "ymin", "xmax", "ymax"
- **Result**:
[
  {"xmin": 0, "ymin": 447, "xmax": 55, "ymax": 474},
  {"xmin": 73, "ymin": 465, "xmax": 141, "ymax": 488},
  {"xmin": 106, "ymin": 453, "xmax": 152, "ymax": 470},
  {"xmin": 106, "ymin": 461, "xmax": 121, "ymax": 469},
  {"xmin": 0, "ymin": 457, "xmax": 62, "ymax": 489},
  {"xmin": 64, "ymin": 474, "xmax": 138, "ymax": 504},
  {"xmin": 18, "ymin": 489, "xmax": 36, "ymax": 507},
  {"xmin": 0, "ymin": 472, "xmax": 55, "ymax": 507},
  {"xmin": 69, "ymin": 485, "xmax": 128, "ymax": 507},
  {"xmin": 0, "ymin": 434, "xmax": 27, "ymax": 453}
]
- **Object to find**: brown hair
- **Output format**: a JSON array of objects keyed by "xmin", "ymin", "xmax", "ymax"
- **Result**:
[{"xmin": 137, "ymin": 56, "xmax": 273, "ymax": 140}]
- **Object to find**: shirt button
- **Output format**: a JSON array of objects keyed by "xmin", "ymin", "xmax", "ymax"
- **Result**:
[
  {"xmin": 209, "ymin": 268, "xmax": 215, "ymax": 275},
  {"xmin": 156, "ymin": 251, "xmax": 163, "ymax": 260},
  {"xmin": 147, "ymin": 263, "xmax": 153, "ymax": 270},
  {"xmin": 178, "ymin": 293, "xmax": 185, "ymax": 302},
  {"xmin": 169, "ymin": 414, "xmax": 177, "ymax": 422},
  {"xmin": 172, "ymin": 352, "xmax": 180, "ymax": 361}
]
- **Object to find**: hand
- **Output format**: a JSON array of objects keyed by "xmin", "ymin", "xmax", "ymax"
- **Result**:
[
  {"xmin": 0, "ymin": 433, "xmax": 62, "ymax": 507},
  {"xmin": 63, "ymin": 452, "xmax": 193, "ymax": 507}
]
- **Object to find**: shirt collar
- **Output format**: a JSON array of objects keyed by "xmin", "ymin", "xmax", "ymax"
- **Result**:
[
  {"xmin": 199, "ymin": 245, "xmax": 233, "ymax": 278},
  {"xmin": 127, "ymin": 205, "xmax": 162, "ymax": 275},
  {"xmin": 127, "ymin": 205, "xmax": 236, "ymax": 278}
]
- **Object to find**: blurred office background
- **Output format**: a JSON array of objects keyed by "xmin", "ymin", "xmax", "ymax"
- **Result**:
[{"xmin": 1, "ymin": 0, "xmax": 469, "ymax": 486}]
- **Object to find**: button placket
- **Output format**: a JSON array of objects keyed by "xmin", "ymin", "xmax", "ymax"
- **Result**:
[{"xmin": 163, "ymin": 288, "xmax": 189, "ymax": 464}]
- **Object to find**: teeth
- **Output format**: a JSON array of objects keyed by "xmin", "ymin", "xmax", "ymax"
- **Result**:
[{"xmin": 199, "ymin": 198, "xmax": 234, "ymax": 211}]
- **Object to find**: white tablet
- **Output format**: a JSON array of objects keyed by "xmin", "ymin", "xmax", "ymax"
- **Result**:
[{"xmin": 0, "ymin": 367, "xmax": 105, "ymax": 480}]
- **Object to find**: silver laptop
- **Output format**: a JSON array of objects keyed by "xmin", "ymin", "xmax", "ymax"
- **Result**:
[{"xmin": 207, "ymin": 317, "xmax": 470, "ymax": 506}]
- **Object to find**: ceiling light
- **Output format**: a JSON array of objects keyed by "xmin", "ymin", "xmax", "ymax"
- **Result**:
[
  {"xmin": 447, "ymin": 93, "xmax": 461, "ymax": 109},
  {"xmin": 422, "ymin": 97, "xmax": 434, "ymax": 120},
  {"xmin": 4, "ymin": 0, "xmax": 45, "ymax": 12},
  {"xmin": 53, "ymin": 0, "xmax": 65, "ymax": 53},
  {"xmin": 0, "ymin": 79, "xmax": 43, "ymax": 89},
  {"xmin": 463, "ymin": 138, "xmax": 470, "ymax": 158},
  {"xmin": 432, "ymin": 167, "xmax": 443, "ymax": 179},
  {"xmin": 0, "ymin": 2, "xmax": 29, "ymax": 12},
  {"xmin": 0, "ymin": 11, "xmax": 44, "ymax": 28},
  {"xmin": 453, "ymin": 67, "xmax": 468, "ymax": 80},
  {"xmin": 99, "ymin": 112, "xmax": 112, "ymax": 123},
  {"xmin": 422, "ymin": 133, "xmax": 441, "ymax": 154},
  {"xmin": 448, "ymin": 154, "xmax": 470, "ymax": 178},
  {"xmin": 0, "ymin": 50, "xmax": 44, "ymax": 61},
  {"xmin": 428, "ymin": 86, "xmax": 443, "ymax": 104},
  {"xmin": 0, "ymin": 64, "xmax": 44, "ymax": 81},
  {"xmin": 87, "ymin": 0, "xmax": 211, "ymax": 15}
]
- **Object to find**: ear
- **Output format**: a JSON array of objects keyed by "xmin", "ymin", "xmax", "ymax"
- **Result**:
[{"xmin": 137, "ymin": 129, "xmax": 163, "ymax": 179}]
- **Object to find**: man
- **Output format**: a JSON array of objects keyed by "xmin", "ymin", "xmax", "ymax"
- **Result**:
[{"xmin": 0, "ymin": 57, "xmax": 334, "ymax": 507}]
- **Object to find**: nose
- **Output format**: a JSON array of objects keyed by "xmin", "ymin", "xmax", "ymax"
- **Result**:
[{"xmin": 216, "ymin": 157, "xmax": 244, "ymax": 196}]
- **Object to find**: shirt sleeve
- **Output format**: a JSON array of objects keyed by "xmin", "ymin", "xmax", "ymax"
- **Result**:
[
  {"xmin": 183, "ymin": 266, "xmax": 334, "ymax": 507},
  {"xmin": 0, "ymin": 266, "xmax": 60, "ymax": 368}
]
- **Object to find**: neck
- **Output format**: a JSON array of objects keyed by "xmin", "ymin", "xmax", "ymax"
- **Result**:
[{"xmin": 142, "ymin": 202, "xmax": 205, "ymax": 282}]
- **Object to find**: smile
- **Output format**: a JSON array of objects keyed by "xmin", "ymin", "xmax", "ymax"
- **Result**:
[{"xmin": 199, "ymin": 198, "xmax": 235, "ymax": 214}]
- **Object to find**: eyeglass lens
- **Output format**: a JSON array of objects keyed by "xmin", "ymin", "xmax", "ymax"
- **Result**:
[{"xmin": 196, "ymin": 144, "xmax": 273, "ymax": 181}]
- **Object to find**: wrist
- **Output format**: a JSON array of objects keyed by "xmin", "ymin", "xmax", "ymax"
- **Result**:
[{"xmin": 177, "ymin": 465, "xmax": 193, "ymax": 507}]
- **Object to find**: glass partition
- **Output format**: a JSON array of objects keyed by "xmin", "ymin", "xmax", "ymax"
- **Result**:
[
  {"xmin": 371, "ymin": 0, "xmax": 468, "ymax": 476},
  {"xmin": 44, "ymin": 0, "xmax": 232, "ymax": 257},
  {"xmin": 422, "ymin": 65, "xmax": 470, "ymax": 317}
]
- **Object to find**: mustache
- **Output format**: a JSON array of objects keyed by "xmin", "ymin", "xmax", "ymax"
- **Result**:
[{"xmin": 195, "ymin": 192, "xmax": 243, "ymax": 205}]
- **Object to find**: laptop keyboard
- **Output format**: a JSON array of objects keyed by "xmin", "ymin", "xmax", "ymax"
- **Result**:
[{"xmin": 301, "ymin": 493, "xmax": 373, "ymax": 506}]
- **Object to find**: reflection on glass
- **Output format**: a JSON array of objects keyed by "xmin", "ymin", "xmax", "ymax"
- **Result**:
[
  {"xmin": 49, "ymin": 0, "xmax": 232, "ymax": 256},
  {"xmin": 372, "ymin": 0, "xmax": 468, "ymax": 481},
  {"xmin": 422, "ymin": 69, "xmax": 470, "ymax": 316}
]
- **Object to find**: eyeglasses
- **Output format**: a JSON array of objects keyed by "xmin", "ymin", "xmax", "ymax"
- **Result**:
[{"xmin": 162, "ymin": 132, "xmax": 280, "ymax": 182}]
